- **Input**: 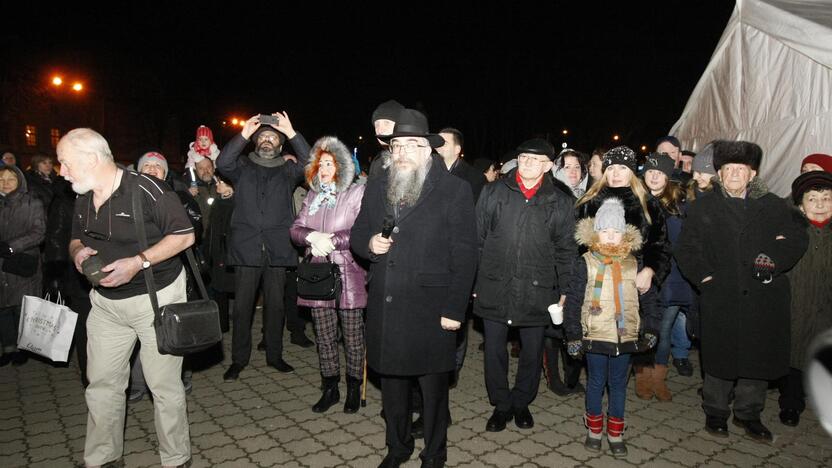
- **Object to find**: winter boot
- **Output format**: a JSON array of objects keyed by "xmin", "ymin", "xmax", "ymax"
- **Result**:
[
  {"xmin": 607, "ymin": 415, "xmax": 627, "ymax": 457},
  {"xmin": 653, "ymin": 364, "xmax": 672, "ymax": 401},
  {"xmin": 584, "ymin": 413, "xmax": 604, "ymax": 451},
  {"xmin": 633, "ymin": 365, "xmax": 654, "ymax": 400},
  {"xmin": 344, "ymin": 376, "xmax": 361, "ymax": 414},
  {"xmin": 312, "ymin": 376, "xmax": 340, "ymax": 413}
]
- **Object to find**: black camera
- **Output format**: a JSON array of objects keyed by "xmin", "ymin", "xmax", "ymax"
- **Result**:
[{"xmin": 259, "ymin": 114, "xmax": 279, "ymax": 125}]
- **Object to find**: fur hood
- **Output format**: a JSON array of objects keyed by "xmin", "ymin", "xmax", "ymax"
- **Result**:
[
  {"xmin": 575, "ymin": 216, "xmax": 643, "ymax": 257},
  {"xmin": 713, "ymin": 174, "xmax": 769, "ymax": 199},
  {"xmin": 308, "ymin": 136, "xmax": 355, "ymax": 193}
]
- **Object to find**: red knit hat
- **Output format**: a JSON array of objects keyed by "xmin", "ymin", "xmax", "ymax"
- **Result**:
[
  {"xmin": 194, "ymin": 125, "xmax": 214, "ymax": 157},
  {"xmin": 801, "ymin": 153, "xmax": 832, "ymax": 173}
]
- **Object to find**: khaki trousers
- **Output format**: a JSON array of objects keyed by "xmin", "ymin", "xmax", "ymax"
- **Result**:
[{"xmin": 84, "ymin": 269, "xmax": 190, "ymax": 466}]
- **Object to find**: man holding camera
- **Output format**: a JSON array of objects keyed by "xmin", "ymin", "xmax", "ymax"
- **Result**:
[{"xmin": 216, "ymin": 113, "xmax": 311, "ymax": 381}]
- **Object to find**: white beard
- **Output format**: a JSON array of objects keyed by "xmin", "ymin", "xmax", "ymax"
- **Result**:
[
  {"xmin": 387, "ymin": 157, "xmax": 431, "ymax": 207},
  {"xmin": 71, "ymin": 178, "xmax": 95, "ymax": 195}
]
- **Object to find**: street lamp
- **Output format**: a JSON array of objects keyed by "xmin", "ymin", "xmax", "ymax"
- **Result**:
[
  {"xmin": 72, "ymin": 82, "xmax": 83, "ymax": 92},
  {"xmin": 231, "ymin": 118, "xmax": 239, "ymax": 125},
  {"xmin": 640, "ymin": 145, "xmax": 647, "ymax": 152},
  {"xmin": 562, "ymin": 129, "xmax": 568, "ymax": 136},
  {"xmin": 51, "ymin": 76, "xmax": 63, "ymax": 86},
  {"xmin": 612, "ymin": 134, "xmax": 620, "ymax": 142}
]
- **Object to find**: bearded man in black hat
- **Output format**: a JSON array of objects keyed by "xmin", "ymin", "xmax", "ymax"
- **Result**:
[
  {"xmin": 676, "ymin": 140, "xmax": 808, "ymax": 442},
  {"xmin": 215, "ymin": 112, "xmax": 312, "ymax": 381},
  {"xmin": 351, "ymin": 109, "xmax": 478, "ymax": 468},
  {"xmin": 473, "ymin": 138, "xmax": 577, "ymax": 432}
]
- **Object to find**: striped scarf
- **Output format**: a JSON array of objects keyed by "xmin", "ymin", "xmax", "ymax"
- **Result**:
[{"xmin": 589, "ymin": 251, "xmax": 626, "ymax": 335}]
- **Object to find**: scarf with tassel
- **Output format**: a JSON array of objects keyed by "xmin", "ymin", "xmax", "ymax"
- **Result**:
[
  {"xmin": 589, "ymin": 251, "xmax": 626, "ymax": 335},
  {"xmin": 308, "ymin": 182, "xmax": 338, "ymax": 215}
]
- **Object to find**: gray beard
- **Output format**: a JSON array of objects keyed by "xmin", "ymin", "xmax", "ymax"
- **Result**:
[
  {"xmin": 387, "ymin": 158, "xmax": 431, "ymax": 207},
  {"xmin": 256, "ymin": 142, "xmax": 278, "ymax": 159}
]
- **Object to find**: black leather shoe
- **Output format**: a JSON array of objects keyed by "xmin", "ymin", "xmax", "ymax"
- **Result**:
[
  {"xmin": 344, "ymin": 376, "xmax": 361, "ymax": 414},
  {"xmin": 514, "ymin": 406, "xmax": 534, "ymax": 429},
  {"xmin": 420, "ymin": 457, "xmax": 446, "ymax": 468},
  {"xmin": 779, "ymin": 409, "xmax": 800, "ymax": 427},
  {"xmin": 733, "ymin": 417, "xmax": 773, "ymax": 442},
  {"xmin": 673, "ymin": 358, "xmax": 694, "ymax": 377},
  {"xmin": 704, "ymin": 416, "xmax": 729, "ymax": 438},
  {"xmin": 223, "ymin": 363, "xmax": 243, "ymax": 382},
  {"xmin": 268, "ymin": 358, "xmax": 295, "ymax": 373},
  {"xmin": 0, "ymin": 353, "xmax": 12, "ymax": 367},
  {"xmin": 378, "ymin": 453, "xmax": 410, "ymax": 468},
  {"xmin": 485, "ymin": 408, "xmax": 513, "ymax": 432},
  {"xmin": 11, "ymin": 352, "xmax": 27, "ymax": 366},
  {"xmin": 411, "ymin": 414, "xmax": 424, "ymax": 439},
  {"xmin": 312, "ymin": 377, "xmax": 340, "ymax": 413},
  {"xmin": 291, "ymin": 332, "xmax": 315, "ymax": 348}
]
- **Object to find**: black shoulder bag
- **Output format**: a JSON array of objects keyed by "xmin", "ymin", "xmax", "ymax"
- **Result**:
[
  {"xmin": 132, "ymin": 183, "xmax": 222, "ymax": 356},
  {"xmin": 296, "ymin": 254, "xmax": 342, "ymax": 302}
]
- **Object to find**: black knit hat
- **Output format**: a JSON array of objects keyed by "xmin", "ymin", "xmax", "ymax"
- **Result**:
[
  {"xmin": 602, "ymin": 146, "xmax": 638, "ymax": 173},
  {"xmin": 643, "ymin": 152, "xmax": 676, "ymax": 179},
  {"xmin": 371, "ymin": 99, "xmax": 405, "ymax": 124},
  {"xmin": 251, "ymin": 125, "xmax": 286, "ymax": 147},
  {"xmin": 712, "ymin": 140, "xmax": 763, "ymax": 171},
  {"xmin": 513, "ymin": 138, "xmax": 556, "ymax": 161},
  {"xmin": 792, "ymin": 170, "xmax": 832, "ymax": 205}
]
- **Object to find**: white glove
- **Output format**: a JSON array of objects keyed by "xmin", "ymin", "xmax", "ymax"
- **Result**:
[{"xmin": 306, "ymin": 231, "xmax": 335, "ymax": 257}]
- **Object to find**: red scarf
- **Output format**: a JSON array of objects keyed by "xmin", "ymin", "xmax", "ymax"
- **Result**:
[
  {"xmin": 516, "ymin": 172, "xmax": 542, "ymax": 200},
  {"xmin": 809, "ymin": 217, "xmax": 831, "ymax": 229}
]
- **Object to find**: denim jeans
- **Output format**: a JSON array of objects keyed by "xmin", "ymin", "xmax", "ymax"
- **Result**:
[
  {"xmin": 656, "ymin": 306, "xmax": 691, "ymax": 365},
  {"xmin": 585, "ymin": 352, "xmax": 631, "ymax": 418}
]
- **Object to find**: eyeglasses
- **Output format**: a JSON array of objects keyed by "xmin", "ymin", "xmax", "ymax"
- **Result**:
[
  {"xmin": 84, "ymin": 197, "xmax": 112, "ymax": 241},
  {"xmin": 258, "ymin": 135, "xmax": 279, "ymax": 142},
  {"xmin": 518, "ymin": 154, "xmax": 550, "ymax": 166},
  {"xmin": 390, "ymin": 142, "xmax": 429, "ymax": 154}
]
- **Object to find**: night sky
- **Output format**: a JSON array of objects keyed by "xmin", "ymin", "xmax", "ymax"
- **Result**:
[{"xmin": 3, "ymin": 2, "xmax": 736, "ymax": 164}]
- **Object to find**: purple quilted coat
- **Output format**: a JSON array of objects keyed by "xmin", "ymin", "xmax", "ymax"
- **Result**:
[{"xmin": 290, "ymin": 136, "xmax": 367, "ymax": 309}]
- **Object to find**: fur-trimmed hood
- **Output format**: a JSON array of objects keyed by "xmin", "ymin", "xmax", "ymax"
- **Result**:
[
  {"xmin": 308, "ymin": 136, "xmax": 355, "ymax": 193},
  {"xmin": 575, "ymin": 216, "xmax": 643, "ymax": 257}
]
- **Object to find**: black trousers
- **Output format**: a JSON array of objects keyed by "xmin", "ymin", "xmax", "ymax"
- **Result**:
[
  {"xmin": 777, "ymin": 367, "xmax": 806, "ymax": 413},
  {"xmin": 544, "ymin": 335, "xmax": 583, "ymax": 388},
  {"xmin": 702, "ymin": 373, "xmax": 768, "ymax": 421},
  {"xmin": 232, "ymin": 264, "xmax": 286, "ymax": 367},
  {"xmin": 483, "ymin": 319, "xmax": 545, "ymax": 412},
  {"xmin": 283, "ymin": 268, "xmax": 305, "ymax": 335},
  {"xmin": 381, "ymin": 372, "xmax": 449, "ymax": 462}
]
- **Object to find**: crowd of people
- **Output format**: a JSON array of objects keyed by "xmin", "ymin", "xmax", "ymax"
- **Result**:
[{"xmin": 0, "ymin": 101, "xmax": 830, "ymax": 468}]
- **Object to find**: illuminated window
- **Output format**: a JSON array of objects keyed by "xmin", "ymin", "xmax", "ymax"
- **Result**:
[
  {"xmin": 25, "ymin": 125, "xmax": 37, "ymax": 146},
  {"xmin": 51, "ymin": 128, "xmax": 60, "ymax": 147}
]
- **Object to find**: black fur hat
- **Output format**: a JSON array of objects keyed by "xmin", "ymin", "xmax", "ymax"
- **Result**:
[{"xmin": 712, "ymin": 140, "xmax": 763, "ymax": 171}]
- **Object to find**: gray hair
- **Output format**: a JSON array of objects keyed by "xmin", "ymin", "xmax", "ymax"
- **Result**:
[{"xmin": 57, "ymin": 128, "xmax": 114, "ymax": 162}]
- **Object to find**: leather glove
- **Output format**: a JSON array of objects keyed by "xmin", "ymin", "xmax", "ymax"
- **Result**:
[
  {"xmin": 0, "ymin": 241, "xmax": 12, "ymax": 258},
  {"xmin": 753, "ymin": 253, "xmax": 775, "ymax": 284},
  {"xmin": 642, "ymin": 332, "xmax": 658, "ymax": 350},
  {"xmin": 306, "ymin": 231, "xmax": 335, "ymax": 256},
  {"xmin": 567, "ymin": 340, "xmax": 583, "ymax": 358}
]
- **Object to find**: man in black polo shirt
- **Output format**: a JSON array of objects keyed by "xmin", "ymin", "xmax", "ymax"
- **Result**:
[
  {"xmin": 215, "ymin": 112, "xmax": 311, "ymax": 381},
  {"xmin": 58, "ymin": 128, "xmax": 195, "ymax": 468}
]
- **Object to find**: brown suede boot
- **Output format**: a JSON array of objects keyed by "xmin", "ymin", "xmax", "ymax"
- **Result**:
[
  {"xmin": 634, "ymin": 365, "xmax": 654, "ymax": 400},
  {"xmin": 653, "ymin": 365, "xmax": 672, "ymax": 401}
]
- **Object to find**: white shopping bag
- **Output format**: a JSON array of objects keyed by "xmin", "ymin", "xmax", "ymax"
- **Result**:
[{"xmin": 17, "ymin": 293, "xmax": 78, "ymax": 362}]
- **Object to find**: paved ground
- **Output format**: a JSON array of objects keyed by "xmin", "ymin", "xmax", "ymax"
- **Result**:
[{"xmin": 1, "ymin": 314, "xmax": 830, "ymax": 468}]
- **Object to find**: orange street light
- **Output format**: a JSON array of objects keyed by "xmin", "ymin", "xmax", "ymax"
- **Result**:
[
  {"xmin": 612, "ymin": 134, "xmax": 620, "ymax": 141},
  {"xmin": 51, "ymin": 76, "xmax": 63, "ymax": 86},
  {"xmin": 562, "ymin": 129, "xmax": 568, "ymax": 136},
  {"xmin": 72, "ymin": 82, "xmax": 83, "ymax": 92},
  {"xmin": 238, "ymin": 120, "xmax": 245, "ymax": 127},
  {"xmin": 231, "ymin": 118, "xmax": 239, "ymax": 125},
  {"xmin": 640, "ymin": 145, "xmax": 648, "ymax": 152}
]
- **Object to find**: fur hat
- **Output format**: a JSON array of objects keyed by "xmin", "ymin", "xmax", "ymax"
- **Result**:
[
  {"xmin": 594, "ymin": 198, "xmax": 626, "ymax": 233},
  {"xmin": 692, "ymin": 143, "xmax": 716, "ymax": 175},
  {"xmin": 137, "ymin": 151, "xmax": 168, "ymax": 176},
  {"xmin": 801, "ymin": 153, "xmax": 832, "ymax": 173},
  {"xmin": 602, "ymin": 146, "xmax": 638, "ymax": 173},
  {"xmin": 792, "ymin": 170, "xmax": 832, "ymax": 205},
  {"xmin": 712, "ymin": 140, "xmax": 763, "ymax": 171},
  {"xmin": 372, "ymin": 99, "xmax": 405, "ymax": 123},
  {"xmin": 643, "ymin": 152, "xmax": 675, "ymax": 179}
]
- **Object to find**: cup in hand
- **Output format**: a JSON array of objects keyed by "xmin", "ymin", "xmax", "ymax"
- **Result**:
[{"xmin": 548, "ymin": 303, "xmax": 563, "ymax": 325}]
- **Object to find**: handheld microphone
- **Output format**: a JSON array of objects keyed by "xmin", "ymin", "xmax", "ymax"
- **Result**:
[{"xmin": 381, "ymin": 217, "xmax": 395, "ymax": 239}]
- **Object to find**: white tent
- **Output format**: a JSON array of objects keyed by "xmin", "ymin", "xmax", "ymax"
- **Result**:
[{"xmin": 670, "ymin": 0, "xmax": 832, "ymax": 196}]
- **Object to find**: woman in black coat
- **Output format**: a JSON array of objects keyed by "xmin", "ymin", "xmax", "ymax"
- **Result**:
[{"xmin": 575, "ymin": 146, "xmax": 669, "ymax": 398}]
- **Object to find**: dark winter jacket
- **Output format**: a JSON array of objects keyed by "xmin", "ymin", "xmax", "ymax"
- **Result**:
[
  {"xmin": 43, "ymin": 177, "xmax": 75, "ymax": 264},
  {"xmin": 576, "ymin": 185, "xmax": 671, "ymax": 283},
  {"xmin": 216, "ymin": 132, "xmax": 311, "ymax": 267},
  {"xmin": 204, "ymin": 195, "xmax": 235, "ymax": 294},
  {"xmin": 675, "ymin": 178, "xmax": 808, "ymax": 380},
  {"xmin": 473, "ymin": 170, "xmax": 577, "ymax": 327},
  {"xmin": 350, "ymin": 155, "xmax": 478, "ymax": 375},
  {"xmin": 0, "ymin": 166, "xmax": 46, "ymax": 308},
  {"xmin": 658, "ymin": 201, "xmax": 694, "ymax": 308},
  {"xmin": 449, "ymin": 157, "xmax": 487, "ymax": 203}
]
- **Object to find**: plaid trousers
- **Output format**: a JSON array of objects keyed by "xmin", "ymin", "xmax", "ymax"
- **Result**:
[{"xmin": 311, "ymin": 308, "xmax": 365, "ymax": 379}]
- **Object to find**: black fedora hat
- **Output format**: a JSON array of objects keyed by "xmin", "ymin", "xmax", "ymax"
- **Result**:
[
  {"xmin": 378, "ymin": 109, "xmax": 445, "ymax": 148},
  {"xmin": 792, "ymin": 170, "xmax": 832, "ymax": 205}
]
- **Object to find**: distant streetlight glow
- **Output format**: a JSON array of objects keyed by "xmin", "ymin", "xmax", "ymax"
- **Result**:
[
  {"xmin": 612, "ymin": 134, "xmax": 620, "ymax": 141},
  {"xmin": 51, "ymin": 76, "xmax": 63, "ymax": 86},
  {"xmin": 231, "ymin": 118, "xmax": 239, "ymax": 125},
  {"xmin": 238, "ymin": 120, "xmax": 245, "ymax": 127},
  {"xmin": 72, "ymin": 82, "xmax": 83, "ymax": 92},
  {"xmin": 640, "ymin": 145, "xmax": 647, "ymax": 151},
  {"xmin": 562, "ymin": 129, "xmax": 568, "ymax": 135}
]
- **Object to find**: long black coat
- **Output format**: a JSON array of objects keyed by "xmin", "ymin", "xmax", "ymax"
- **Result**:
[
  {"xmin": 675, "ymin": 180, "xmax": 808, "ymax": 380},
  {"xmin": 473, "ymin": 170, "xmax": 577, "ymax": 326},
  {"xmin": 350, "ymin": 156, "xmax": 478, "ymax": 375},
  {"xmin": 216, "ymin": 133, "xmax": 310, "ymax": 267},
  {"xmin": 449, "ymin": 157, "xmax": 487, "ymax": 203}
]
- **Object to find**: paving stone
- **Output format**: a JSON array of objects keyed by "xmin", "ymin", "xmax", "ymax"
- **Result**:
[
  {"xmin": 201, "ymin": 444, "xmax": 247, "ymax": 464},
  {"xmin": 237, "ymin": 434, "xmax": 278, "ymax": 454},
  {"xmin": 283, "ymin": 437, "xmax": 327, "ymax": 457},
  {"xmin": 249, "ymin": 446, "xmax": 293, "ymax": 466},
  {"xmin": 658, "ymin": 446, "xmax": 710, "ymax": 466},
  {"xmin": 27, "ymin": 443, "xmax": 70, "ymax": 462}
]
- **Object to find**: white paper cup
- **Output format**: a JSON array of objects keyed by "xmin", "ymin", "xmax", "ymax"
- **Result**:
[{"xmin": 548, "ymin": 303, "xmax": 563, "ymax": 325}]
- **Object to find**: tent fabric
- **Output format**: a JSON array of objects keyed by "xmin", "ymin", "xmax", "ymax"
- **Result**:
[{"xmin": 670, "ymin": 0, "xmax": 832, "ymax": 196}]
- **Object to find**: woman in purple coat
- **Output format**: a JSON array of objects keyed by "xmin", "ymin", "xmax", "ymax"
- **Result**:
[{"xmin": 290, "ymin": 136, "xmax": 367, "ymax": 414}]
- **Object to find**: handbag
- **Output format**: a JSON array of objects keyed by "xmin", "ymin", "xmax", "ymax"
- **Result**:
[
  {"xmin": 1, "ymin": 252, "xmax": 38, "ymax": 277},
  {"xmin": 17, "ymin": 292, "xmax": 78, "ymax": 362},
  {"xmin": 296, "ymin": 254, "xmax": 342, "ymax": 301},
  {"xmin": 132, "ymin": 184, "xmax": 222, "ymax": 356}
]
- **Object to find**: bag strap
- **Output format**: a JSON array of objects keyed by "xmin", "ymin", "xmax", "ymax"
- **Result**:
[{"xmin": 131, "ymin": 177, "xmax": 210, "ymax": 318}]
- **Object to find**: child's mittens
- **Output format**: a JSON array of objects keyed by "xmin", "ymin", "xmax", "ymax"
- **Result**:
[
  {"xmin": 642, "ymin": 332, "xmax": 658, "ymax": 349},
  {"xmin": 567, "ymin": 340, "xmax": 583, "ymax": 358},
  {"xmin": 752, "ymin": 253, "xmax": 775, "ymax": 284}
]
